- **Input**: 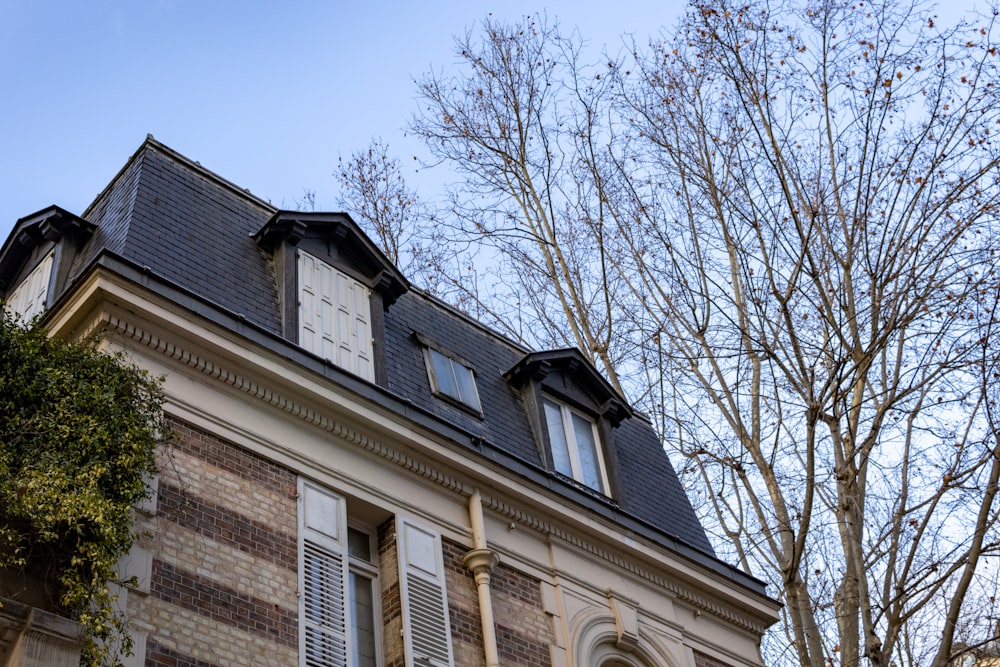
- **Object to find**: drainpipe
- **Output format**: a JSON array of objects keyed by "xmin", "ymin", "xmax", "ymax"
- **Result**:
[{"xmin": 462, "ymin": 489, "xmax": 501, "ymax": 667}]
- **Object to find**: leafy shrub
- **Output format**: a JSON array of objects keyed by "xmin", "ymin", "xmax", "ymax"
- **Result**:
[{"xmin": 0, "ymin": 310, "xmax": 165, "ymax": 666}]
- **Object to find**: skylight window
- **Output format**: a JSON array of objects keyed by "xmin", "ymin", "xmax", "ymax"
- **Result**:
[{"xmin": 426, "ymin": 347, "xmax": 481, "ymax": 412}]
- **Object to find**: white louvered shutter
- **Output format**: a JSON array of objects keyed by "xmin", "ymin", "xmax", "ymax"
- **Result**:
[
  {"xmin": 300, "ymin": 480, "xmax": 351, "ymax": 667},
  {"xmin": 298, "ymin": 251, "xmax": 374, "ymax": 381},
  {"xmin": 397, "ymin": 517, "xmax": 454, "ymax": 667},
  {"xmin": 334, "ymin": 269, "xmax": 373, "ymax": 380},
  {"xmin": 6, "ymin": 251, "xmax": 54, "ymax": 323}
]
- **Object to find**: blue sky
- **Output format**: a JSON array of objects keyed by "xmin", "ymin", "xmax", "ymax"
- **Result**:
[{"xmin": 0, "ymin": 1, "xmax": 691, "ymax": 242}]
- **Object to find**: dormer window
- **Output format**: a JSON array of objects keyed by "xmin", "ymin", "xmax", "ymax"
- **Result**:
[
  {"xmin": 5, "ymin": 250, "xmax": 54, "ymax": 323},
  {"xmin": 298, "ymin": 251, "xmax": 374, "ymax": 381},
  {"xmin": 505, "ymin": 348, "xmax": 632, "ymax": 497},
  {"xmin": 543, "ymin": 397, "xmax": 608, "ymax": 492},
  {"xmin": 0, "ymin": 207, "xmax": 95, "ymax": 327},
  {"xmin": 253, "ymin": 212, "xmax": 408, "ymax": 386}
]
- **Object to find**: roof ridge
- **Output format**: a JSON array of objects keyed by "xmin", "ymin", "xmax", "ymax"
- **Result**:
[
  {"xmin": 83, "ymin": 135, "xmax": 278, "ymax": 221},
  {"xmin": 143, "ymin": 135, "xmax": 278, "ymax": 213}
]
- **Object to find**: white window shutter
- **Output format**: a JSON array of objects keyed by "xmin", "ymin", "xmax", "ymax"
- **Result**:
[
  {"xmin": 347, "ymin": 275, "xmax": 373, "ymax": 380},
  {"xmin": 299, "ymin": 252, "xmax": 320, "ymax": 354},
  {"xmin": 316, "ymin": 260, "xmax": 338, "ymax": 363},
  {"xmin": 300, "ymin": 480, "xmax": 351, "ymax": 667},
  {"xmin": 298, "ymin": 251, "xmax": 374, "ymax": 381},
  {"xmin": 397, "ymin": 517, "xmax": 453, "ymax": 667},
  {"xmin": 6, "ymin": 250, "xmax": 54, "ymax": 323}
]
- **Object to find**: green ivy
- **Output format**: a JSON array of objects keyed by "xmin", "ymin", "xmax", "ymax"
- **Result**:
[{"xmin": 0, "ymin": 310, "xmax": 165, "ymax": 666}]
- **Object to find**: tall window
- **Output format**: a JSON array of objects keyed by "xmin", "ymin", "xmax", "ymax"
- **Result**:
[
  {"xmin": 298, "ymin": 251, "xmax": 374, "ymax": 381},
  {"xmin": 543, "ymin": 398, "xmax": 609, "ymax": 493},
  {"xmin": 425, "ymin": 347, "xmax": 481, "ymax": 412},
  {"xmin": 299, "ymin": 480, "xmax": 455, "ymax": 667},
  {"xmin": 348, "ymin": 527, "xmax": 380, "ymax": 667}
]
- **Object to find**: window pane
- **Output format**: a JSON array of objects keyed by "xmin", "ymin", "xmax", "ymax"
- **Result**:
[
  {"xmin": 572, "ymin": 412, "xmax": 603, "ymax": 491},
  {"xmin": 454, "ymin": 364, "xmax": 481, "ymax": 411},
  {"xmin": 430, "ymin": 349, "xmax": 460, "ymax": 400},
  {"xmin": 351, "ymin": 571, "xmax": 377, "ymax": 667},
  {"xmin": 544, "ymin": 400, "xmax": 573, "ymax": 477},
  {"xmin": 347, "ymin": 526, "xmax": 372, "ymax": 563}
]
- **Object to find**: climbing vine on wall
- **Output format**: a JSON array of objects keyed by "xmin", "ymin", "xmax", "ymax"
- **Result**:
[{"xmin": 0, "ymin": 310, "xmax": 165, "ymax": 666}]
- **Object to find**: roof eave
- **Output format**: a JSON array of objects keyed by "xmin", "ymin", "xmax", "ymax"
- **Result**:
[{"xmin": 0, "ymin": 205, "xmax": 95, "ymax": 290}]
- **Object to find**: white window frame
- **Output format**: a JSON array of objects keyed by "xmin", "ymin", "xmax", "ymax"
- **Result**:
[
  {"xmin": 298, "ymin": 251, "xmax": 374, "ymax": 381},
  {"xmin": 347, "ymin": 524, "xmax": 382, "ymax": 667},
  {"xmin": 424, "ymin": 347, "xmax": 481, "ymax": 412},
  {"xmin": 543, "ymin": 397, "xmax": 610, "ymax": 493},
  {"xmin": 5, "ymin": 250, "xmax": 54, "ymax": 324}
]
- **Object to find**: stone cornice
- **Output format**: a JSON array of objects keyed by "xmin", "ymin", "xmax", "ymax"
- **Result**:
[{"xmin": 482, "ymin": 497, "xmax": 770, "ymax": 635}]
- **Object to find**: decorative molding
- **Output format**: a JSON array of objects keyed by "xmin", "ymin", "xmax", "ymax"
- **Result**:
[
  {"xmin": 607, "ymin": 589, "xmax": 641, "ymax": 652},
  {"xmin": 98, "ymin": 313, "xmax": 471, "ymax": 501},
  {"xmin": 96, "ymin": 310, "xmax": 768, "ymax": 636},
  {"xmin": 483, "ymin": 498, "xmax": 768, "ymax": 635}
]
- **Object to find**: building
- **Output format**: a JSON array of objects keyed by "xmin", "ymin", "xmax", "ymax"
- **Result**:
[
  {"xmin": 952, "ymin": 635, "xmax": 1000, "ymax": 667},
  {"xmin": 0, "ymin": 137, "xmax": 779, "ymax": 667}
]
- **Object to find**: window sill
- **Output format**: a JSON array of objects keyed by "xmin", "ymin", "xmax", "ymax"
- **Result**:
[{"xmin": 551, "ymin": 471, "xmax": 616, "ymax": 504}]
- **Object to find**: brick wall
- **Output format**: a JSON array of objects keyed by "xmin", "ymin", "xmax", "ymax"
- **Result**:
[
  {"xmin": 442, "ymin": 538, "xmax": 553, "ymax": 667},
  {"xmin": 695, "ymin": 651, "xmax": 734, "ymax": 667},
  {"xmin": 443, "ymin": 538, "xmax": 486, "ymax": 667},
  {"xmin": 491, "ymin": 563, "xmax": 552, "ymax": 666},
  {"xmin": 132, "ymin": 418, "xmax": 299, "ymax": 666},
  {"xmin": 131, "ymin": 417, "xmax": 556, "ymax": 667},
  {"xmin": 379, "ymin": 518, "xmax": 404, "ymax": 667}
]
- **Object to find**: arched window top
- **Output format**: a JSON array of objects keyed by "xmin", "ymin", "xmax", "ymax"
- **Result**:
[
  {"xmin": 593, "ymin": 645, "xmax": 654, "ymax": 667},
  {"xmin": 572, "ymin": 609, "xmax": 677, "ymax": 667}
]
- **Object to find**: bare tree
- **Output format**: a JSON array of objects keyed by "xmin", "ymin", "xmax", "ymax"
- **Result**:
[
  {"xmin": 408, "ymin": 15, "xmax": 638, "ymax": 392},
  {"xmin": 357, "ymin": 3, "xmax": 1000, "ymax": 665},
  {"xmin": 336, "ymin": 139, "xmax": 425, "ymax": 273},
  {"xmin": 336, "ymin": 138, "xmax": 513, "ymax": 309},
  {"xmin": 608, "ymin": 2, "xmax": 1000, "ymax": 665}
]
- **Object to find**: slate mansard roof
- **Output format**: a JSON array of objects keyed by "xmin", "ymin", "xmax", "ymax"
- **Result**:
[{"xmin": 0, "ymin": 137, "xmax": 766, "ymax": 592}]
